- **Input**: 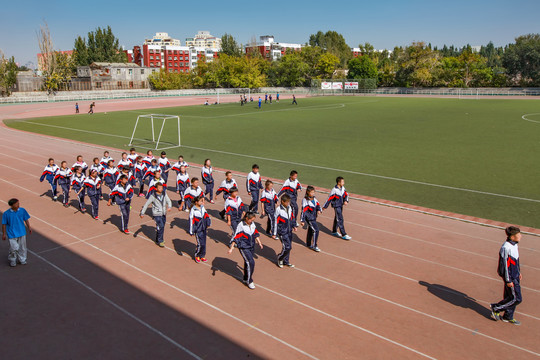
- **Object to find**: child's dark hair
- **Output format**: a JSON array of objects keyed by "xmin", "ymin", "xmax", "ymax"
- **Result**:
[
  {"xmin": 118, "ymin": 174, "xmax": 128, "ymax": 181},
  {"xmin": 61, "ymin": 160, "xmax": 67, "ymax": 166},
  {"xmin": 252, "ymin": 164, "xmax": 259, "ymax": 170},
  {"xmin": 130, "ymin": 147, "xmax": 136, "ymax": 152},
  {"xmin": 204, "ymin": 159, "xmax": 211, "ymax": 166},
  {"xmin": 265, "ymin": 179, "xmax": 273, "ymax": 187},
  {"xmin": 178, "ymin": 155, "xmax": 184, "ymax": 159},
  {"xmin": 77, "ymin": 155, "xmax": 83, "ymax": 160},
  {"xmin": 107, "ymin": 159, "xmax": 114, "ymax": 165},
  {"xmin": 48, "ymin": 157, "xmax": 54, "ymax": 162},
  {"xmin": 73, "ymin": 165, "xmax": 81, "ymax": 172},
  {"xmin": 136, "ymin": 155, "xmax": 143, "ymax": 160},
  {"xmin": 229, "ymin": 186, "xmax": 238, "ymax": 194},
  {"xmin": 122, "ymin": 152, "xmax": 127, "ymax": 156},
  {"xmin": 93, "ymin": 157, "xmax": 99, "ymax": 162},
  {"xmin": 161, "ymin": 151, "xmax": 166, "ymax": 156},
  {"xmin": 151, "ymin": 159, "xmax": 157, "ymax": 163},
  {"xmin": 104, "ymin": 151, "xmax": 109, "ymax": 155},
  {"xmin": 191, "ymin": 177, "xmax": 199, "ymax": 183},
  {"xmin": 155, "ymin": 182, "xmax": 164, "ymax": 188},
  {"xmin": 305, "ymin": 185, "xmax": 315, "ymax": 199},
  {"xmin": 147, "ymin": 150, "xmax": 152, "ymax": 155},
  {"xmin": 225, "ymin": 171, "xmax": 232, "ymax": 176},
  {"xmin": 243, "ymin": 211, "xmax": 256, "ymax": 221},
  {"xmin": 336, "ymin": 176, "xmax": 344, "ymax": 184},
  {"xmin": 8, "ymin": 198, "xmax": 19, "ymax": 207},
  {"xmin": 190, "ymin": 195, "xmax": 204, "ymax": 209},
  {"xmin": 290, "ymin": 170, "xmax": 298, "ymax": 177},
  {"xmin": 281, "ymin": 194, "xmax": 291, "ymax": 203},
  {"xmin": 505, "ymin": 226, "xmax": 521, "ymax": 237}
]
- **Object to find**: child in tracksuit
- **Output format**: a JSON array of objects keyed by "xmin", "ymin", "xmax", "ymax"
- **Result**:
[
  {"xmin": 172, "ymin": 155, "xmax": 189, "ymax": 174},
  {"xmin": 118, "ymin": 152, "xmax": 132, "ymax": 170},
  {"xmin": 100, "ymin": 151, "xmax": 113, "ymax": 168},
  {"xmin": 90, "ymin": 157, "xmax": 104, "ymax": 177},
  {"xmin": 102, "ymin": 160, "xmax": 119, "ymax": 193},
  {"xmin": 40, "ymin": 157, "xmax": 59, "ymax": 201},
  {"xmin": 274, "ymin": 194, "xmax": 297, "ymax": 268},
  {"xmin": 142, "ymin": 150, "xmax": 154, "ymax": 168},
  {"xmin": 225, "ymin": 187, "xmax": 245, "ymax": 234},
  {"xmin": 278, "ymin": 170, "xmax": 302, "ymax": 225},
  {"xmin": 54, "ymin": 161, "xmax": 73, "ymax": 207},
  {"xmin": 175, "ymin": 165, "xmax": 190, "ymax": 198},
  {"xmin": 84, "ymin": 169, "xmax": 102, "ymax": 220},
  {"xmin": 134, "ymin": 156, "xmax": 147, "ymax": 196},
  {"xmin": 146, "ymin": 171, "xmax": 165, "ymax": 199},
  {"xmin": 246, "ymin": 164, "xmax": 263, "ymax": 213},
  {"xmin": 201, "ymin": 159, "xmax": 214, "ymax": 203},
  {"xmin": 490, "ymin": 226, "xmax": 523, "ymax": 325},
  {"xmin": 181, "ymin": 177, "xmax": 203, "ymax": 211},
  {"xmin": 144, "ymin": 159, "xmax": 160, "ymax": 183},
  {"xmin": 228, "ymin": 212, "xmax": 263, "ymax": 289},
  {"xmin": 217, "ymin": 171, "xmax": 237, "ymax": 219},
  {"xmin": 72, "ymin": 155, "xmax": 88, "ymax": 176},
  {"xmin": 140, "ymin": 182, "xmax": 172, "ymax": 247},
  {"xmin": 260, "ymin": 180, "xmax": 278, "ymax": 238},
  {"xmin": 127, "ymin": 148, "xmax": 138, "ymax": 165},
  {"xmin": 71, "ymin": 166, "xmax": 87, "ymax": 213},
  {"xmin": 108, "ymin": 174, "xmax": 134, "ymax": 234},
  {"xmin": 189, "ymin": 195, "xmax": 211, "ymax": 263},
  {"xmin": 323, "ymin": 176, "xmax": 351, "ymax": 240},
  {"xmin": 301, "ymin": 186, "xmax": 322, "ymax": 252},
  {"xmin": 158, "ymin": 151, "xmax": 171, "ymax": 185}
]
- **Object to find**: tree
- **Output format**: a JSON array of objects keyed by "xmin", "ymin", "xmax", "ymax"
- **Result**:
[
  {"xmin": 503, "ymin": 34, "xmax": 540, "ymax": 86},
  {"xmin": 220, "ymin": 33, "xmax": 241, "ymax": 57},
  {"xmin": 0, "ymin": 50, "xmax": 18, "ymax": 96},
  {"xmin": 309, "ymin": 30, "xmax": 351, "ymax": 66},
  {"xmin": 347, "ymin": 56, "xmax": 378, "ymax": 80},
  {"xmin": 73, "ymin": 26, "xmax": 127, "ymax": 66},
  {"xmin": 314, "ymin": 52, "xmax": 340, "ymax": 79},
  {"xmin": 270, "ymin": 52, "xmax": 310, "ymax": 87},
  {"xmin": 395, "ymin": 42, "xmax": 440, "ymax": 87}
]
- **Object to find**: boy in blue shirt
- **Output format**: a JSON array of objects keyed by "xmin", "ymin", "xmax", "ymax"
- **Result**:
[
  {"xmin": 2, "ymin": 198, "xmax": 32, "ymax": 267},
  {"xmin": 258, "ymin": 97, "xmax": 262, "ymax": 109}
]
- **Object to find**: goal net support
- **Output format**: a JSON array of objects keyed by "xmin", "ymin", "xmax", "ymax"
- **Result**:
[{"xmin": 129, "ymin": 114, "xmax": 181, "ymax": 150}]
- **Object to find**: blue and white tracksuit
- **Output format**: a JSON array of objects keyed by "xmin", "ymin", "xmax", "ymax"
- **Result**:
[
  {"xmin": 117, "ymin": 159, "xmax": 132, "ymax": 171},
  {"xmin": 143, "ymin": 165, "xmax": 160, "ymax": 182},
  {"xmin": 176, "ymin": 172, "xmax": 190, "ymax": 195},
  {"xmin": 84, "ymin": 176, "xmax": 102, "ymax": 218},
  {"xmin": 89, "ymin": 164, "xmax": 104, "ymax": 177},
  {"xmin": 159, "ymin": 157, "xmax": 171, "ymax": 184},
  {"xmin": 323, "ymin": 185, "xmax": 349, "ymax": 236},
  {"xmin": 127, "ymin": 153, "xmax": 138, "ymax": 165},
  {"xmin": 71, "ymin": 161, "xmax": 88, "ymax": 176},
  {"xmin": 225, "ymin": 196, "xmax": 245, "ymax": 233},
  {"xmin": 274, "ymin": 204, "xmax": 296, "ymax": 265},
  {"xmin": 190, "ymin": 205, "xmax": 211, "ymax": 258},
  {"xmin": 246, "ymin": 171, "xmax": 263, "ymax": 212},
  {"xmin": 71, "ymin": 174, "xmax": 87, "ymax": 211},
  {"xmin": 103, "ymin": 167, "xmax": 119, "ymax": 191},
  {"xmin": 134, "ymin": 163, "xmax": 147, "ymax": 194},
  {"xmin": 40, "ymin": 164, "xmax": 59, "ymax": 198},
  {"xmin": 492, "ymin": 239, "xmax": 522, "ymax": 320},
  {"xmin": 100, "ymin": 156, "xmax": 113, "ymax": 168},
  {"xmin": 109, "ymin": 184, "xmax": 134, "ymax": 231},
  {"xmin": 302, "ymin": 197, "xmax": 322, "ymax": 248},
  {"xmin": 183, "ymin": 186, "xmax": 203, "ymax": 209},
  {"xmin": 260, "ymin": 189, "xmax": 278, "ymax": 234},
  {"xmin": 146, "ymin": 177, "xmax": 165, "ymax": 199},
  {"xmin": 54, "ymin": 168, "xmax": 73, "ymax": 205},
  {"xmin": 142, "ymin": 156, "xmax": 154, "ymax": 168},
  {"xmin": 218, "ymin": 179, "xmax": 238, "ymax": 218},
  {"xmin": 201, "ymin": 166, "xmax": 214, "ymax": 200},
  {"xmin": 231, "ymin": 222, "xmax": 260, "ymax": 284},
  {"xmin": 172, "ymin": 161, "xmax": 189, "ymax": 175},
  {"xmin": 278, "ymin": 178, "xmax": 302, "ymax": 221}
]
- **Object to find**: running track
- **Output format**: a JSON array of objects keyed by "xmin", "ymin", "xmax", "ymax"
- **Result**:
[{"xmin": 0, "ymin": 96, "xmax": 539, "ymax": 359}]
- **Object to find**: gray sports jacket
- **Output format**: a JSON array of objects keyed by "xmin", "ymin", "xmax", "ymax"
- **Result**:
[{"xmin": 140, "ymin": 193, "xmax": 172, "ymax": 217}]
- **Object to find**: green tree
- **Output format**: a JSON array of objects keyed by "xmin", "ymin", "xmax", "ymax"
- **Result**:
[
  {"xmin": 148, "ymin": 69, "xmax": 192, "ymax": 90},
  {"xmin": 271, "ymin": 52, "xmax": 310, "ymax": 87},
  {"xmin": 0, "ymin": 51, "xmax": 18, "ymax": 96},
  {"xmin": 73, "ymin": 26, "xmax": 127, "ymax": 66},
  {"xmin": 503, "ymin": 33, "xmax": 540, "ymax": 86},
  {"xmin": 308, "ymin": 30, "xmax": 351, "ymax": 66},
  {"xmin": 314, "ymin": 52, "xmax": 340, "ymax": 79},
  {"xmin": 220, "ymin": 33, "xmax": 241, "ymax": 57},
  {"xmin": 347, "ymin": 56, "xmax": 378, "ymax": 80},
  {"xmin": 73, "ymin": 36, "xmax": 88, "ymax": 67},
  {"xmin": 396, "ymin": 42, "xmax": 440, "ymax": 87}
]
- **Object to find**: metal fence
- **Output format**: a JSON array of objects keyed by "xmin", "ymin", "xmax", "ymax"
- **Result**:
[{"xmin": 308, "ymin": 86, "xmax": 540, "ymax": 97}]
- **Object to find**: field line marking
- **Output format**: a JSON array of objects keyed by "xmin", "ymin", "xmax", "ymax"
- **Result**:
[
  {"xmin": 522, "ymin": 113, "xmax": 540, "ymax": 124},
  {"xmin": 9, "ymin": 121, "xmax": 540, "ymax": 204}
]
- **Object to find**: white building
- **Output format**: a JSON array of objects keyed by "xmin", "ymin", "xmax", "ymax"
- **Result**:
[
  {"xmin": 185, "ymin": 31, "xmax": 222, "ymax": 49},
  {"xmin": 144, "ymin": 32, "xmax": 181, "ymax": 46},
  {"xmin": 245, "ymin": 35, "xmax": 303, "ymax": 61}
]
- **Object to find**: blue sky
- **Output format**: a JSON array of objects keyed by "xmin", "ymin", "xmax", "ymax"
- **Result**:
[{"xmin": 1, "ymin": 0, "xmax": 539, "ymax": 66}]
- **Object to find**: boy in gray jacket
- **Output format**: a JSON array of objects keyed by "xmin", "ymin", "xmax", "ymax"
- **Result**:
[{"xmin": 140, "ymin": 182, "xmax": 172, "ymax": 247}]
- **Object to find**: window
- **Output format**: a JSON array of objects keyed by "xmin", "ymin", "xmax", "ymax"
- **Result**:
[
  {"xmin": 95, "ymin": 82, "xmax": 102, "ymax": 88},
  {"xmin": 156, "ymin": 62, "xmax": 160, "ymax": 66},
  {"xmin": 149, "ymin": 63, "xmax": 153, "ymax": 67},
  {"xmin": 117, "ymin": 81, "xmax": 122, "ymax": 87},
  {"xmin": 116, "ymin": 69, "xmax": 121, "ymax": 75},
  {"xmin": 150, "ymin": 55, "xmax": 153, "ymax": 60},
  {"xmin": 174, "ymin": 57, "xmax": 177, "ymax": 60},
  {"xmin": 141, "ymin": 69, "xmax": 145, "ymax": 74},
  {"xmin": 169, "ymin": 63, "xmax": 172, "ymax": 67},
  {"xmin": 149, "ymin": 49, "xmax": 154, "ymax": 54},
  {"xmin": 168, "ymin": 56, "xmax": 172, "ymax": 60}
]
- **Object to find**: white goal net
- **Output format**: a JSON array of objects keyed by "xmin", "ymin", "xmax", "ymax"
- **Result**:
[{"xmin": 128, "ymin": 114, "xmax": 181, "ymax": 150}]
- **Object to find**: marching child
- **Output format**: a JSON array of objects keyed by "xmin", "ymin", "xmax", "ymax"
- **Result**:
[
  {"xmin": 301, "ymin": 186, "xmax": 323, "ymax": 252},
  {"xmin": 146, "ymin": 170, "xmax": 165, "ymax": 199},
  {"xmin": 490, "ymin": 226, "xmax": 524, "ymax": 325},
  {"xmin": 89, "ymin": 157, "xmax": 104, "ymax": 177},
  {"xmin": 118, "ymin": 166, "xmax": 136, "ymax": 187},
  {"xmin": 142, "ymin": 150, "xmax": 154, "ymax": 168},
  {"xmin": 217, "ymin": 171, "xmax": 238, "ymax": 219},
  {"xmin": 107, "ymin": 174, "xmax": 134, "ymax": 234},
  {"xmin": 181, "ymin": 177, "xmax": 203, "ymax": 211},
  {"xmin": 246, "ymin": 164, "xmax": 263, "ymax": 213},
  {"xmin": 84, "ymin": 169, "xmax": 102, "ymax": 220},
  {"xmin": 72, "ymin": 155, "xmax": 88, "ymax": 176},
  {"xmin": 274, "ymin": 194, "xmax": 297, "ymax": 268},
  {"xmin": 278, "ymin": 170, "xmax": 302, "ymax": 225},
  {"xmin": 144, "ymin": 158, "xmax": 160, "ymax": 182},
  {"xmin": 54, "ymin": 161, "xmax": 73, "ymax": 207},
  {"xmin": 228, "ymin": 212, "xmax": 263, "ymax": 289},
  {"xmin": 127, "ymin": 148, "xmax": 138, "ymax": 165},
  {"xmin": 2, "ymin": 198, "xmax": 31, "ymax": 267},
  {"xmin": 71, "ymin": 166, "xmax": 87, "ymax": 213},
  {"xmin": 224, "ymin": 187, "xmax": 245, "ymax": 234},
  {"xmin": 133, "ymin": 156, "xmax": 147, "ymax": 197},
  {"xmin": 201, "ymin": 159, "xmax": 214, "ymax": 203},
  {"xmin": 102, "ymin": 160, "xmax": 119, "ymax": 192},
  {"xmin": 175, "ymin": 165, "xmax": 190, "ymax": 198},
  {"xmin": 118, "ymin": 152, "xmax": 132, "ymax": 169},
  {"xmin": 260, "ymin": 180, "xmax": 279, "ymax": 238},
  {"xmin": 140, "ymin": 182, "xmax": 172, "ymax": 247},
  {"xmin": 172, "ymin": 155, "xmax": 189, "ymax": 174},
  {"xmin": 189, "ymin": 195, "xmax": 211, "ymax": 263},
  {"xmin": 323, "ymin": 176, "xmax": 351, "ymax": 240},
  {"xmin": 40, "ymin": 157, "xmax": 59, "ymax": 201},
  {"xmin": 158, "ymin": 151, "xmax": 171, "ymax": 185},
  {"xmin": 100, "ymin": 151, "xmax": 113, "ymax": 168}
]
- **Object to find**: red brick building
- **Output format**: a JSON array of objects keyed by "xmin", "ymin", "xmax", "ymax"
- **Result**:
[{"xmin": 245, "ymin": 35, "xmax": 302, "ymax": 61}]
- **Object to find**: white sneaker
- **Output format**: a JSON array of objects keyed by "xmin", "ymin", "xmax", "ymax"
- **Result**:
[
  {"xmin": 277, "ymin": 260, "xmax": 283, "ymax": 268},
  {"xmin": 9, "ymin": 262, "xmax": 16, "ymax": 267},
  {"xmin": 342, "ymin": 235, "xmax": 351, "ymax": 240},
  {"xmin": 184, "ymin": 209, "xmax": 189, "ymax": 213},
  {"xmin": 247, "ymin": 282, "xmax": 256, "ymax": 289},
  {"xmin": 286, "ymin": 264, "xmax": 295, "ymax": 268},
  {"xmin": 313, "ymin": 247, "xmax": 321, "ymax": 252},
  {"xmin": 331, "ymin": 232, "xmax": 341, "ymax": 237}
]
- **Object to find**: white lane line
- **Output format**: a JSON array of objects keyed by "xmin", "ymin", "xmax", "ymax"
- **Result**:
[
  {"xmin": 10, "ymin": 120, "xmax": 540, "ymax": 203},
  {"xmin": 521, "ymin": 113, "xmax": 540, "ymax": 124}
]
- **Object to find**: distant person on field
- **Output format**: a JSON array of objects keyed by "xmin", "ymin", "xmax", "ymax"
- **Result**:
[
  {"xmin": 2, "ymin": 198, "xmax": 31, "ymax": 267},
  {"xmin": 88, "ymin": 102, "xmax": 95, "ymax": 114},
  {"xmin": 265, "ymin": 93, "xmax": 268, "ymax": 103},
  {"xmin": 240, "ymin": 95, "xmax": 244, "ymax": 106},
  {"xmin": 204, "ymin": 99, "xmax": 209, "ymax": 106},
  {"xmin": 269, "ymin": 94, "xmax": 272, "ymax": 104},
  {"xmin": 75, "ymin": 103, "xmax": 79, "ymax": 114},
  {"xmin": 292, "ymin": 94, "xmax": 297, "ymax": 105},
  {"xmin": 39, "ymin": 157, "xmax": 59, "ymax": 201},
  {"xmin": 323, "ymin": 176, "xmax": 351, "ymax": 240},
  {"xmin": 276, "ymin": 92, "xmax": 279, "ymax": 102},
  {"xmin": 490, "ymin": 226, "xmax": 523, "ymax": 325},
  {"xmin": 258, "ymin": 97, "xmax": 262, "ymax": 109}
]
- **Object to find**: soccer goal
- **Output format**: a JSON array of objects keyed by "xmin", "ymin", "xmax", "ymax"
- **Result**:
[{"xmin": 128, "ymin": 114, "xmax": 181, "ymax": 150}]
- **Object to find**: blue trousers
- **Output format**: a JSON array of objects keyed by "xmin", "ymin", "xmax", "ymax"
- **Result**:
[
  {"xmin": 47, "ymin": 179, "xmax": 57, "ymax": 197},
  {"xmin": 332, "ymin": 207, "xmax": 346, "ymax": 235},
  {"xmin": 195, "ymin": 230, "xmax": 207, "ymax": 258},
  {"xmin": 161, "ymin": 171, "xmax": 169, "ymax": 184},
  {"xmin": 492, "ymin": 279, "xmax": 522, "ymax": 320},
  {"xmin": 265, "ymin": 210, "xmax": 275, "ymax": 235},
  {"xmin": 154, "ymin": 215, "xmax": 166, "ymax": 244},
  {"xmin": 76, "ymin": 188, "xmax": 86, "ymax": 210},
  {"xmin": 249, "ymin": 189, "xmax": 260, "ymax": 212},
  {"xmin": 89, "ymin": 195, "xmax": 99, "ymax": 218},
  {"xmin": 60, "ymin": 183, "xmax": 70, "ymax": 204},
  {"xmin": 204, "ymin": 182, "xmax": 214, "ymax": 200},
  {"xmin": 290, "ymin": 198, "xmax": 299, "ymax": 222},
  {"xmin": 239, "ymin": 247, "xmax": 255, "ymax": 284},
  {"xmin": 305, "ymin": 219, "xmax": 319, "ymax": 248},
  {"xmin": 278, "ymin": 232, "xmax": 292, "ymax": 265},
  {"xmin": 119, "ymin": 203, "xmax": 130, "ymax": 231}
]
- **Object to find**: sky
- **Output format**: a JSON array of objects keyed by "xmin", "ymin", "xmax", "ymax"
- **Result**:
[{"xmin": 1, "ymin": 0, "xmax": 539, "ymax": 67}]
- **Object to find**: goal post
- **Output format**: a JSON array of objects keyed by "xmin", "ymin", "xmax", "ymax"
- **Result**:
[{"xmin": 129, "ymin": 114, "xmax": 181, "ymax": 150}]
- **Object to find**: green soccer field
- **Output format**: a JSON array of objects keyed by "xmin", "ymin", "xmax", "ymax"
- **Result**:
[{"xmin": 5, "ymin": 96, "xmax": 540, "ymax": 228}]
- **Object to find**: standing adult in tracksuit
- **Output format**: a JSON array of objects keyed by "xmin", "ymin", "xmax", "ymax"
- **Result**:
[
  {"xmin": 228, "ymin": 212, "xmax": 263, "ymax": 290},
  {"xmin": 84, "ymin": 169, "xmax": 102, "ymax": 220},
  {"xmin": 246, "ymin": 164, "xmax": 263, "ymax": 213},
  {"xmin": 140, "ymin": 182, "xmax": 172, "ymax": 248},
  {"xmin": 108, "ymin": 175, "xmax": 134, "ymax": 234},
  {"xmin": 260, "ymin": 180, "xmax": 278, "ymax": 238},
  {"xmin": 54, "ymin": 161, "xmax": 73, "ymax": 207},
  {"xmin": 301, "ymin": 186, "xmax": 322, "ymax": 252},
  {"xmin": 71, "ymin": 166, "xmax": 87, "ymax": 213},
  {"xmin": 40, "ymin": 158, "xmax": 59, "ymax": 201},
  {"xmin": 274, "ymin": 194, "xmax": 297, "ymax": 268},
  {"xmin": 490, "ymin": 226, "xmax": 523, "ymax": 325},
  {"xmin": 323, "ymin": 176, "xmax": 351, "ymax": 240},
  {"xmin": 277, "ymin": 170, "xmax": 302, "ymax": 225},
  {"xmin": 189, "ymin": 195, "xmax": 211, "ymax": 263}
]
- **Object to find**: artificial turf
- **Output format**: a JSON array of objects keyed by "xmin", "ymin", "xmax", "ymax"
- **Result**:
[{"xmin": 5, "ymin": 96, "xmax": 540, "ymax": 228}]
